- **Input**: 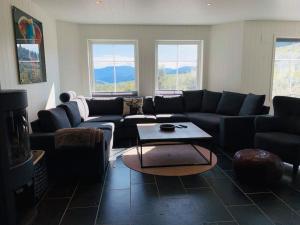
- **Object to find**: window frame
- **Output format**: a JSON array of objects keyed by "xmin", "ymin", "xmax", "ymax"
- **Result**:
[
  {"xmin": 88, "ymin": 39, "xmax": 139, "ymax": 96},
  {"xmin": 270, "ymin": 36, "xmax": 300, "ymax": 101},
  {"xmin": 155, "ymin": 40, "xmax": 203, "ymax": 95}
]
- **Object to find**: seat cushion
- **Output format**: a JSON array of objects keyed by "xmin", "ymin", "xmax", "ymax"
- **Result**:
[
  {"xmin": 87, "ymin": 97, "xmax": 123, "ymax": 115},
  {"xmin": 38, "ymin": 108, "xmax": 71, "ymax": 132},
  {"xmin": 183, "ymin": 90, "xmax": 203, "ymax": 112},
  {"xmin": 155, "ymin": 113, "xmax": 189, "ymax": 123},
  {"xmin": 154, "ymin": 96, "xmax": 184, "ymax": 113},
  {"xmin": 85, "ymin": 115, "xmax": 123, "ymax": 126},
  {"xmin": 255, "ymin": 132, "xmax": 300, "ymax": 163},
  {"xmin": 78, "ymin": 122, "xmax": 115, "ymax": 132},
  {"xmin": 58, "ymin": 101, "xmax": 82, "ymax": 127},
  {"xmin": 239, "ymin": 93, "xmax": 265, "ymax": 116},
  {"xmin": 186, "ymin": 112, "xmax": 223, "ymax": 132},
  {"xmin": 123, "ymin": 114, "xmax": 156, "ymax": 126},
  {"xmin": 217, "ymin": 91, "xmax": 246, "ymax": 115},
  {"xmin": 201, "ymin": 90, "xmax": 222, "ymax": 113}
]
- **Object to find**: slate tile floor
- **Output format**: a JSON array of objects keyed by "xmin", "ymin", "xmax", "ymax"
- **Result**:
[{"xmin": 33, "ymin": 147, "xmax": 300, "ymax": 225}]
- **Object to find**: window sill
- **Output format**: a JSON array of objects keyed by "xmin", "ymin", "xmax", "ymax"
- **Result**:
[{"xmin": 92, "ymin": 91, "xmax": 138, "ymax": 97}]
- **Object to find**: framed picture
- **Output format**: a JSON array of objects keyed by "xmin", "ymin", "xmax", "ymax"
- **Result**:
[{"xmin": 12, "ymin": 6, "xmax": 46, "ymax": 84}]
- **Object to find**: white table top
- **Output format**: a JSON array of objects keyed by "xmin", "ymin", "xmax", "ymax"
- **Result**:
[{"xmin": 137, "ymin": 122, "xmax": 212, "ymax": 141}]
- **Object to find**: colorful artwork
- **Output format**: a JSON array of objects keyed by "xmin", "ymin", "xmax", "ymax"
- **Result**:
[{"xmin": 12, "ymin": 6, "xmax": 46, "ymax": 84}]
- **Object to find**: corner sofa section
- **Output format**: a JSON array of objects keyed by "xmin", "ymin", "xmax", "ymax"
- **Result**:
[{"xmin": 31, "ymin": 90, "xmax": 269, "ymax": 156}]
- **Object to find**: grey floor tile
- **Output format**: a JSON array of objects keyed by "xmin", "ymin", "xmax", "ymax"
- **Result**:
[
  {"xmin": 187, "ymin": 189, "xmax": 233, "ymax": 222},
  {"xmin": 249, "ymin": 192, "xmax": 300, "ymax": 225},
  {"xmin": 33, "ymin": 198, "xmax": 69, "ymax": 225},
  {"xmin": 69, "ymin": 181, "xmax": 102, "ymax": 208},
  {"xmin": 97, "ymin": 188, "xmax": 131, "ymax": 224},
  {"xmin": 207, "ymin": 178, "xmax": 251, "ymax": 205},
  {"xmin": 155, "ymin": 176, "xmax": 186, "ymax": 196},
  {"xmin": 60, "ymin": 207, "xmax": 98, "ymax": 225},
  {"xmin": 131, "ymin": 169, "xmax": 155, "ymax": 184},
  {"xmin": 105, "ymin": 167, "xmax": 130, "ymax": 190},
  {"xmin": 228, "ymin": 205, "xmax": 273, "ymax": 225},
  {"xmin": 180, "ymin": 174, "xmax": 209, "ymax": 189}
]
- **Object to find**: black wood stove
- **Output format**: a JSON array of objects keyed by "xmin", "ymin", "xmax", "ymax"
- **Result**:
[{"xmin": 0, "ymin": 90, "xmax": 33, "ymax": 225}]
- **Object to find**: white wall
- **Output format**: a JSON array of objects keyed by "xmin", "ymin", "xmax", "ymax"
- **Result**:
[
  {"xmin": 0, "ymin": 0, "xmax": 60, "ymax": 122},
  {"xmin": 56, "ymin": 22, "xmax": 211, "ymax": 96},
  {"xmin": 242, "ymin": 21, "xmax": 300, "ymax": 105},
  {"xmin": 208, "ymin": 22, "xmax": 244, "ymax": 92}
]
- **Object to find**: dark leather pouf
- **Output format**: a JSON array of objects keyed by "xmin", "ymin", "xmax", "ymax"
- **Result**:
[{"xmin": 233, "ymin": 149, "xmax": 283, "ymax": 185}]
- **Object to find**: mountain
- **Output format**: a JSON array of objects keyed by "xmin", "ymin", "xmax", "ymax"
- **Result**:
[
  {"xmin": 94, "ymin": 65, "xmax": 193, "ymax": 83},
  {"xmin": 163, "ymin": 66, "xmax": 193, "ymax": 74},
  {"xmin": 94, "ymin": 66, "xmax": 135, "ymax": 83}
]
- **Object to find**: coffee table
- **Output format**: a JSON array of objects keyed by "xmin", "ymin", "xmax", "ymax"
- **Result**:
[{"xmin": 136, "ymin": 122, "xmax": 213, "ymax": 168}]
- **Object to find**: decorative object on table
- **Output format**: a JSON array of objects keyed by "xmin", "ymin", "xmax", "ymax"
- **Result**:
[
  {"xmin": 12, "ymin": 6, "xmax": 46, "ymax": 84},
  {"xmin": 32, "ymin": 150, "xmax": 48, "ymax": 203},
  {"xmin": 123, "ymin": 97, "xmax": 143, "ymax": 115},
  {"xmin": 160, "ymin": 123, "xmax": 175, "ymax": 132},
  {"xmin": 233, "ymin": 149, "xmax": 283, "ymax": 185},
  {"xmin": 0, "ymin": 90, "xmax": 33, "ymax": 225},
  {"xmin": 123, "ymin": 145, "xmax": 217, "ymax": 176}
]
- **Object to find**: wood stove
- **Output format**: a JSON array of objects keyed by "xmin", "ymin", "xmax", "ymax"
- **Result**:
[{"xmin": 0, "ymin": 90, "xmax": 33, "ymax": 225}]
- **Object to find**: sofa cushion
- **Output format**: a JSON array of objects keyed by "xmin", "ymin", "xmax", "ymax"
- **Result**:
[
  {"xmin": 85, "ymin": 115, "xmax": 123, "ymax": 126},
  {"xmin": 154, "ymin": 96, "xmax": 184, "ymax": 113},
  {"xmin": 239, "ymin": 93, "xmax": 266, "ymax": 116},
  {"xmin": 123, "ymin": 114, "xmax": 156, "ymax": 126},
  {"xmin": 143, "ymin": 96, "xmax": 155, "ymax": 114},
  {"xmin": 201, "ymin": 90, "xmax": 222, "ymax": 113},
  {"xmin": 186, "ymin": 112, "xmax": 223, "ymax": 132},
  {"xmin": 38, "ymin": 108, "xmax": 71, "ymax": 132},
  {"xmin": 58, "ymin": 101, "xmax": 82, "ymax": 127},
  {"xmin": 183, "ymin": 90, "xmax": 203, "ymax": 112},
  {"xmin": 216, "ymin": 91, "xmax": 246, "ymax": 115},
  {"xmin": 155, "ymin": 113, "xmax": 189, "ymax": 123},
  {"xmin": 87, "ymin": 97, "xmax": 123, "ymax": 115},
  {"xmin": 255, "ymin": 132, "xmax": 300, "ymax": 162}
]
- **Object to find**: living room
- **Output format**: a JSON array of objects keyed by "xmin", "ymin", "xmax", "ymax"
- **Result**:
[{"xmin": 1, "ymin": 0, "xmax": 300, "ymax": 225}]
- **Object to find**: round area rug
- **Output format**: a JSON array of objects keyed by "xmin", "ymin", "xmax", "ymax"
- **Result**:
[{"xmin": 122, "ymin": 144, "xmax": 217, "ymax": 176}]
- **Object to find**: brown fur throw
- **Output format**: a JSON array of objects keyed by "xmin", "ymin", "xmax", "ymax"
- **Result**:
[{"xmin": 55, "ymin": 128, "xmax": 103, "ymax": 149}]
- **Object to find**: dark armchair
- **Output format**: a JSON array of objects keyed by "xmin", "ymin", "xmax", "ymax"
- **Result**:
[{"xmin": 254, "ymin": 96, "xmax": 300, "ymax": 177}]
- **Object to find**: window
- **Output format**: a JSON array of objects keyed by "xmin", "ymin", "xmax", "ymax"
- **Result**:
[
  {"xmin": 89, "ymin": 40, "xmax": 138, "ymax": 95},
  {"xmin": 155, "ymin": 41, "xmax": 203, "ymax": 94},
  {"xmin": 272, "ymin": 38, "xmax": 300, "ymax": 98}
]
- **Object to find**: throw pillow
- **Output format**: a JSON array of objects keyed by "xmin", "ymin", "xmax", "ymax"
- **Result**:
[
  {"xmin": 239, "ymin": 93, "xmax": 266, "ymax": 116},
  {"xmin": 201, "ymin": 90, "xmax": 222, "ymax": 113},
  {"xmin": 123, "ymin": 97, "xmax": 144, "ymax": 115},
  {"xmin": 216, "ymin": 91, "xmax": 246, "ymax": 115}
]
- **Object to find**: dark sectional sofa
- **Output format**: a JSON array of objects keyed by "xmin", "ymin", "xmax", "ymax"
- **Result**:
[{"xmin": 30, "ymin": 89, "xmax": 269, "ymax": 178}]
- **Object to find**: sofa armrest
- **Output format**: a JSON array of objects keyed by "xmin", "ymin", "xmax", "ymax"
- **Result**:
[
  {"xmin": 255, "ymin": 116, "xmax": 282, "ymax": 133},
  {"xmin": 30, "ymin": 132, "xmax": 55, "ymax": 152},
  {"xmin": 220, "ymin": 116, "xmax": 256, "ymax": 151}
]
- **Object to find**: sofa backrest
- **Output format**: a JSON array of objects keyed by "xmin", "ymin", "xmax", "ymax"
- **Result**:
[
  {"xmin": 182, "ymin": 90, "xmax": 203, "ymax": 112},
  {"xmin": 58, "ymin": 101, "xmax": 82, "ymax": 127},
  {"xmin": 87, "ymin": 97, "xmax": 123, "ymax": 115},
  {"xmin": 273, "ymin": 96, "xmax": 300, "ymax": 117},
  {"xmin": 38, "ymin": 107, "xmax": 71, "ymax": 132},
  {"xmin": 154, "ymin": 96, "xmax": 184, "ymax": 114}
]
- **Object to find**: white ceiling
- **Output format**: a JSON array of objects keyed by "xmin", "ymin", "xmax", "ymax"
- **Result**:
[{"xmin": 33, "ymin": 0, "xmax": 300, "ymax": 25}]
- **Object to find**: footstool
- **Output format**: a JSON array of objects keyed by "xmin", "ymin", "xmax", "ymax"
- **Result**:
[{"xmin": 233, "ymin": 149, "xmax": 283, "ymax": 185}]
